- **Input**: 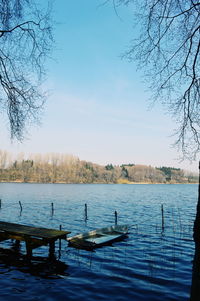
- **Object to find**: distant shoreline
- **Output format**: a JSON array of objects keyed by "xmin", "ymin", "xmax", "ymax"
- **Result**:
[
  {"xmin": 0, "ymin": 181, "xmax": 198, "ymax": 184},
  {"xmin": 0, "ymin": 151, "xmax": 198, "ymax": 184}
]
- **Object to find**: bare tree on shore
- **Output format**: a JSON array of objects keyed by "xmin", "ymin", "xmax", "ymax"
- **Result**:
[
  {"xmin": 109, "ymin": 0, "xmax": 200, "ymax": 160},
  {"xmin": 105, "ymin": 4, "xmax": 200, "ymax": 296},
  {"xmin": 0, "ymin": 0, "xmax": 52, "ymax": 140}
]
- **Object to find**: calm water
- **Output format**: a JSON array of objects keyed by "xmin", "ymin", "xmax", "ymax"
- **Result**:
[{"xmin": 0, "ymin": 183, "xmax": 198, "ymax": 300}]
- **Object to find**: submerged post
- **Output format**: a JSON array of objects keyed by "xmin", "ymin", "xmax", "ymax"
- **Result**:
[
  {"xmin": 19, "ymin": 201, "xmax": 22, "ymax": 212},
  {"xmin": 115, "ymin": 210, "xmax": 118, "ymax": 225},
  {"xmin": 161, "ymin": 204, "xmax": 164, "ymax": 232},
  {"xmin": 51, "ymin": 203, "xmax": 54, "ymax": 216},
  {"xmin": 85, "ymin": 203, "xmax": 88, "ymax": 221}
]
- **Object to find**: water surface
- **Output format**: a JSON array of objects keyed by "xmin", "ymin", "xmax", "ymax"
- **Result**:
[{"xmin": 0, "ymin": 183, "xmax": 198, "ymax": 300}]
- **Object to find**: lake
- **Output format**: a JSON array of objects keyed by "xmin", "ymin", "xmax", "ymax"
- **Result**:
[{"xmin": 0, "ymin": 183, "xmax": 198, "ymax": 300}]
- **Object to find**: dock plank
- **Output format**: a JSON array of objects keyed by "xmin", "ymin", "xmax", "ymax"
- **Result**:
[
  {"xmin": 0, "ymin": 221, "xmax": 71, "ymax": 258},
  {"xmin": 0, "ymin": 221, "xmax": 70, "ymax": 240}
]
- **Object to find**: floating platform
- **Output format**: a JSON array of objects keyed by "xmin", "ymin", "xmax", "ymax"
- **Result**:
[{"xmin": 0, "ymin": 221, "xmax": 70, "ymax": 259}]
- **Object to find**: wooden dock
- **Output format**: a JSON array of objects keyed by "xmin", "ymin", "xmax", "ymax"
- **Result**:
[{"xmin": 0, "ymin": 221, "xmax": 70, "ymax": 259}]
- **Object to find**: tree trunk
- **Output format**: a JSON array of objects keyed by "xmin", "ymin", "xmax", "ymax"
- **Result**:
[
  {"xmin": 190, "ymin": 162, "xmax": 200, "ymax": 300},
  {"xmin": 193, "ymin": 162, "xmax": 200, "ymax": 243}
]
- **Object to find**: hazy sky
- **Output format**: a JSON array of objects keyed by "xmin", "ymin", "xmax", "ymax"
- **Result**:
[{"xmin": 1, "ymin": 0, "xmax": 199, "ymax": 172}]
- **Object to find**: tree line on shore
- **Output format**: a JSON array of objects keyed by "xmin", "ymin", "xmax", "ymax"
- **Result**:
[{"xmin": 0, "ymin": 150, "xmax": 198, "ymax": 184}]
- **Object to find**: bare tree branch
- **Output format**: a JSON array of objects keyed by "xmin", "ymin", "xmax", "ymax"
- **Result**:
[
  {"xmin": 107, "ymin": 0, "xmax": 200, "ymax": 160},
  {"xmin": 0, "ymin": 0, "xmax": 53, "ymax": 140}
]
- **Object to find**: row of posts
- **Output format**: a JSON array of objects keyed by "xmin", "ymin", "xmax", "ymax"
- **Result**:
[
  {"xmin": 0, "ymin": 199, "xmax": 165, "ymax": 230},
  {"xmin": 50, "ymin": 202, "xmax": 119, "ymax": 224},
  {"xmin": 39, "ymin": 202, "xmax": 165, "ymax": 230}
]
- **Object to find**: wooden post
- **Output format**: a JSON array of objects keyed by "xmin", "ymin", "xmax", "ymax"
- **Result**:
[
  {"xmin": 49, "ymin": 241, "xmax": 55, "ymax": 260},
  {"xmin": 85, "ymin": 203, "xmax": 88, "ymax": 221},
  {"xmin": 51, "ymin": 203, "xmax": 54, "ymax": 216},
  {"xmin": 19, "ymin": 201, "xmax": 22, "ymax": 211},
  {"xmin": 115, "ymin": 210, "xmax": 118, "ymax": 225},
  {"xmin": 0, "ymin": 199, "xmax": 1, "ymax": 209},
  {"xmin": 161, "ymin": 204, "xmax": 164, "ymax": 232},
  {"xmin": 25, "ymin": 241, "xmax": 32, "ymax": 259},
  {"xmin": 59, "ymin": 225, "xmax": 62, "ymax": 255},
  {"xmin": 13, "ymin": 240, "xmax": 20, "ymax": 252}
]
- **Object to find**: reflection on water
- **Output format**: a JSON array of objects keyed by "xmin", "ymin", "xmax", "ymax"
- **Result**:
[
  {"xmin": 0, "ymin": 246, "xmax": 69, "ymax": 279},
  {"xmin": 0, "ymin": 183, "xmax": 198, "ymax": 300}
]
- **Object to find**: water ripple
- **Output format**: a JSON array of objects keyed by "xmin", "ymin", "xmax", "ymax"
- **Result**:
[{"xmin": 0, "ymin": 183, "xmax": 198, "ymax": 300}]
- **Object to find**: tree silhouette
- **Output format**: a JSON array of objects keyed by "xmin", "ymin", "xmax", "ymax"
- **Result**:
[
  {"xmin": 107, "ymin": 1, "xmax": 200, "ymax": 299},
  {"xmin": 111, "ymin": 0, "xmax": 200, "ymax": 159},
  {"xmin": 0, "ymin": 0, "xmax": 52, "ymax": 140}
]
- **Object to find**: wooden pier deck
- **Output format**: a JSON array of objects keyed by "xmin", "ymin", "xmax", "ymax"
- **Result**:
[{"xmin": 0, "ymin": 221, "xmax": 71, "ymax": 258}]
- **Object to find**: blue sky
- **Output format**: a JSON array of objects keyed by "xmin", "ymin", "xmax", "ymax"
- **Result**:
[{"xmin": 1, "ymin": 0, "xmax": 199, "ymax": 172}]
